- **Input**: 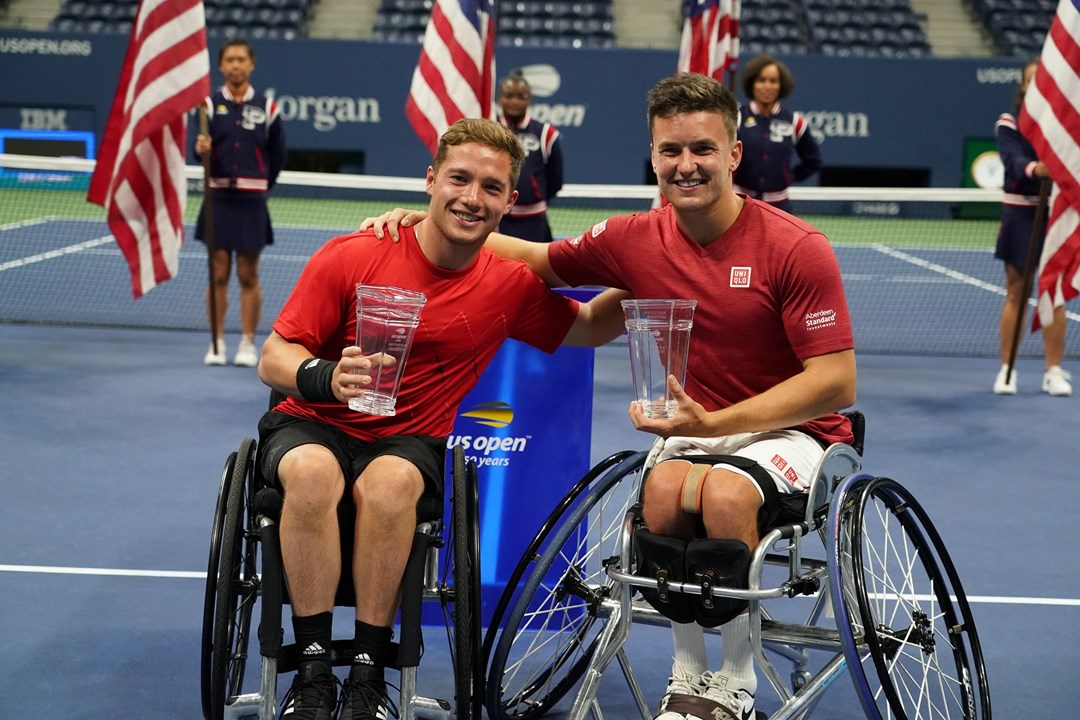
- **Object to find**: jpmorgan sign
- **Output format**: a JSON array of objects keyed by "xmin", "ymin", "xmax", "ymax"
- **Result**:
[
  {"xmin": 802, "ymin": 110, "xmax": 870, "ymax": 145},
  {"xmin": 264, "ymin": 88, "xmax": 381, "ymax": 131}
]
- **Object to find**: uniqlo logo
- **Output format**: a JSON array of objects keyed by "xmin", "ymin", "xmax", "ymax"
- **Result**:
[
  {"xmin": 730, "ymin": 267, "xmax": 751, "ymax": 288},
  {"xmin": 784, "ymin": 467, "xmax": 799, "ymax": 485},
  {"xmin": 770, "ymin": 454, "xmax": 787, "ymax": 471}
]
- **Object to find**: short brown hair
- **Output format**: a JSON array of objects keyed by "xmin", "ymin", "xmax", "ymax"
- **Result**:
[
  {"xmin": 740, "ymin": 54, "xmax": 795, "ymax": 100},
  {"xmin": 646, "ymin": 72, "xmax": 739, "ymax": 142},
  {"xmin": 432, "ymin": 118, "xmax": 526, "ymax": 191}
]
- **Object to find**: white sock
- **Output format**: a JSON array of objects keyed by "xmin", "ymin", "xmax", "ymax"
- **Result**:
[
  {"xmin": 671, "ymin": 621, "xmax": 708, "ymax": 675},
  {"xmin": 717, "ymin": 613, "xmax": 757, "ymax": 694}
]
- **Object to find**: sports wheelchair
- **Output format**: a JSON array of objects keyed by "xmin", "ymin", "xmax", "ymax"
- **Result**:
[
  {"xmin": 483, "ymin": 411, "xmax": 991, "ymax": 720},
  {"xmin": 200, "ymin": 437, "xmax": 484, "ymax": 720}
]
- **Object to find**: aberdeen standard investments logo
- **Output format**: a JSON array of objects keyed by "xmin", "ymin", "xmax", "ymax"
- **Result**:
[{"xmin": 449, "ymin": 402, "xmax": 530, "ymax": 468}]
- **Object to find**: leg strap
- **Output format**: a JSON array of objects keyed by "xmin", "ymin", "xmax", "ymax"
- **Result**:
[{"xmin": 679, "ymin": 463, "xmax": 712, "ymax": 514}]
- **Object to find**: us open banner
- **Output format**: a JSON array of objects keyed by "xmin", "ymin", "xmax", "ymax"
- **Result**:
[{"xmin": 431, "ymin": 288, "xmax": 597, "ymax": 626}]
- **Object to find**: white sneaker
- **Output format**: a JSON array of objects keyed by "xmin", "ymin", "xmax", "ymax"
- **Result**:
[
  {"xmin": 1043, "ymin": 365, "xmax": 1072, "ymax": 396},
  {"xmin": 204, "ymin": 338, "xmax": 226, "ymax": 366},
  {"xmin": 993, "ymin": 364, "xmax": 1017, "ymax": 395},
  {"xmin": 654, "ymin": 662, "xmax": 706, "ymax": 720},
  {"xmin": 233, "ymin": 336, "xmax": 258, "ymax": 367},
  {"xmin": 699, "ymin": 672, "xmax": 756, "ymax": 720}
]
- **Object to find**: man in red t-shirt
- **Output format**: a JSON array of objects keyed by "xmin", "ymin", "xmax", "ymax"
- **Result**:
[
  {"xmin": 257, "ymin": 118, "xmax": 627, "ymax": 720},
  {"xmin": 365, "ymin": 73, "xmax": 856, "ymax": 720}
]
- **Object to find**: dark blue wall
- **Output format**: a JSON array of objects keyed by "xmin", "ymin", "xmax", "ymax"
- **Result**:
[{"xmin": 0, "ymin": 30, "xmax": 1027, "ymax": 186}]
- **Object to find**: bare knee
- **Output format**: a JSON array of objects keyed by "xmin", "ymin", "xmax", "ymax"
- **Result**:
[
  {"xmin": 641, "ymin": 461, "xmax": 694, "ymax": 538},
  {"xmin": 352, "ymin": 456, "xmax": 424, "ymax": 520},
  {"xmin": 700, "ymin": 471, "xmax": 762, "ymax": 547},
  {"xmin": 236, "ymin": 253, "xmax": 260, "ymax": 290},
  {"xmin": 278, "ymin": 445, "xmax": 344, "ymax": 521}
]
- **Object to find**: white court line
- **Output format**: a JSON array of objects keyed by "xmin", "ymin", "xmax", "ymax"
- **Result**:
[
  {"xmin": 0, "ymin": 564, "xmax": 204, "ymax": 579},
  {"xmin": 874, "ymin": 244, "xmax": 1080, "ymax": 323},
  {"xmin": 0, "ymin": 216, "xmax": 56, "ymax": 232},
  {"xmin": 2, "ymin": 563, "xmax": 1079, "ymax": 608},
  {"xmin": 0, "ymin": 235, "xmax": 114, "ymax": 273}
]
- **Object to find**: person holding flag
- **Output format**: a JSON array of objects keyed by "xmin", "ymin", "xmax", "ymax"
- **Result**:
[
  {"xmin": 1012, "ymin": 0, "xmax": 1080, "ymax": 397},
  {"xmin": 992, "ymin": 59, "xmax": 1070, "ymax": 396},
  {"xmin": 194, "ymin": 36, "xmax": 287, "ymax": 368}
]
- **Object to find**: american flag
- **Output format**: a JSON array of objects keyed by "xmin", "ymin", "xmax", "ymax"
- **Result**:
[
  {"xmin": 677, "ymin": 0, "xmax": 741, "ymax": 84},
  {"xmin": 1019, "ymin": 0, "xmax": 1080, "ymax": 329},
  {"xmin": 87, "ymin": 0, "xmax": 209, "ymax": 298},
  {"xmin": 405, "ymin": 0, "xmax": 497, "ymax": 155}
]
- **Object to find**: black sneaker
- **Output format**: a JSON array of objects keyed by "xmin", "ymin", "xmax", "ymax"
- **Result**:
[
  {"xmin": 281, "ymin": 665, "xmax": 340, "ymax": 720},
  {"xmin": 339, "ymin": 668, "xmax": 398, "ymax": 720}
]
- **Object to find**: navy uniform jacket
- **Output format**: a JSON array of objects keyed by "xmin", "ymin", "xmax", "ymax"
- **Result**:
[
  {"xmin": 499, "ymin": 114, "xmax": 564, "ymax": 221},
  {"xmin": 199, "ymin": 85, "xmax": 286, "ymax": 193},
  {"xmin": 995, "ymin": 111, "xmax": 1042, "ymax": 206},
  {"xmin": 734, "ymin": 101, "xmax": 821, "ymax": 206}
]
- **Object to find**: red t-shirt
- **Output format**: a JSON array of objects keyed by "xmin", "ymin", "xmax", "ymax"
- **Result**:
[
  {"xmin": 273, "ymin": 227, "xmax": 579, "ymax": 441},
  {"xmin": 549, "ymin": 199, "xmax": 854, "ymax": 445}
]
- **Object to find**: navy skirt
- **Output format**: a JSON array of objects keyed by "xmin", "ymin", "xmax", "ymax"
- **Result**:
[
  {"xmin": 194, "ymin": 189, "xmax": 274, "ymax": 253},
  {"xmin": 994, "ymin": 203, "xmax": 1044, "ymax": 269}
]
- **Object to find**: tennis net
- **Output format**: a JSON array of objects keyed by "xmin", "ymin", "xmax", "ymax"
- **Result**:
[{"xmin": 3, "ymin": 153, "xmax": 1077, "ymax": 359}]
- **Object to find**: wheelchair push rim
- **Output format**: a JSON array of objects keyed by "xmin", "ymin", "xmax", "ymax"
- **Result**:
[
  {"xmin": 828, "ymin": 474, "xmax": 991, "ymax": 720},
  {"xmin": 445, "ymin": 445, "xmax": 484, "ymax": 720}
]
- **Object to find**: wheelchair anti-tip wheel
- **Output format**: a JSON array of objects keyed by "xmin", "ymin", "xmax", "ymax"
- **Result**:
[
  {"xmin": 444, "ymin": 445, "xmax": 484, "ymax": 720},
  {"xmin": 201, "ymin": 438, "xmax": 261, "ymax": 720},
  {"xmin": 485, "ymin": 450, "xmax": 647, "ymax": 720},
  {"xmin": 829, "ymin": 474, "xmax": 990, "ymax": 720}
]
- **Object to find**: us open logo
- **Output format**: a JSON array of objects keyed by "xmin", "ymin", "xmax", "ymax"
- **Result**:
[{"xmin": 449, "ymin": 402, "xmax": 530, "ymax": 468}]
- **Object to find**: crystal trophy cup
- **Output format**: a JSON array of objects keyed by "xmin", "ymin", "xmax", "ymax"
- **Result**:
[
  {"xmin": 621, "ymin": 299, "xmax": 697, "ymax": 419},
  {"xmin": 350, "ymin": 284, "xmax": 427, "ymax": 416}
]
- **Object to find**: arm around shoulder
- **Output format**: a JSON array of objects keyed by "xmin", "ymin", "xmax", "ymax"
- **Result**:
[{"xmin": 486, "ymin": 231, "xmax": 566, "ymax": 287}]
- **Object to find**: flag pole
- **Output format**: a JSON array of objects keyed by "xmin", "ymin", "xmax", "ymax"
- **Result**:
[
  {"xmin": 198, "ymin": 105, "xmax": 220, "ymax": 349},
  {"xmin": 1006, "ymin": 176, "xmax": 1051, "ymax": 381}
]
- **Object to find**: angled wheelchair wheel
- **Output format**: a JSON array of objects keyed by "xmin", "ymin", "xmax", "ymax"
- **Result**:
[
  {"xmin": 200, "ymin": 438, "xmax": 261, "ymax": 720},
  {"xmin": 829, "ymin": 475, "xmax": 991, "ymax": 720},
  {"xmin": 486, "ymin": 450, "xmax": 647, "ymax": 720},
  {"xmin": 446, "ymin": 445, "xmax": 483, "ymax": 720}
]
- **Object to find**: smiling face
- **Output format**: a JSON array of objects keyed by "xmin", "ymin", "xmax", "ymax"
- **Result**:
[
  {"xmin": 424, "ymin": 141, "xmax": 518, "ymax": 259},
  {"xmin": 651, "ymin": 110, "xmax": 741, "ymax": 218}
]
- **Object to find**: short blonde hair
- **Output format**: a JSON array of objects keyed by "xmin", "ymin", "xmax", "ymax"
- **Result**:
[{"xmin": 432, "ymin": 118, "xmax": 525, "ymax": 191}]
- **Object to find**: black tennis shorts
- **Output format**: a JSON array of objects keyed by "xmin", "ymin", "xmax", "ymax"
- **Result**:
[{"xmin": 256, "ymin": 410, "xmax": 447, "ymax": 500}]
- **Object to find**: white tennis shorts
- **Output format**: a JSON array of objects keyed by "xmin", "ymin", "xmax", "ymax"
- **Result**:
[{"xmin": 654, "ymin": 429, "xmax": 824, "ymax": 502}]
